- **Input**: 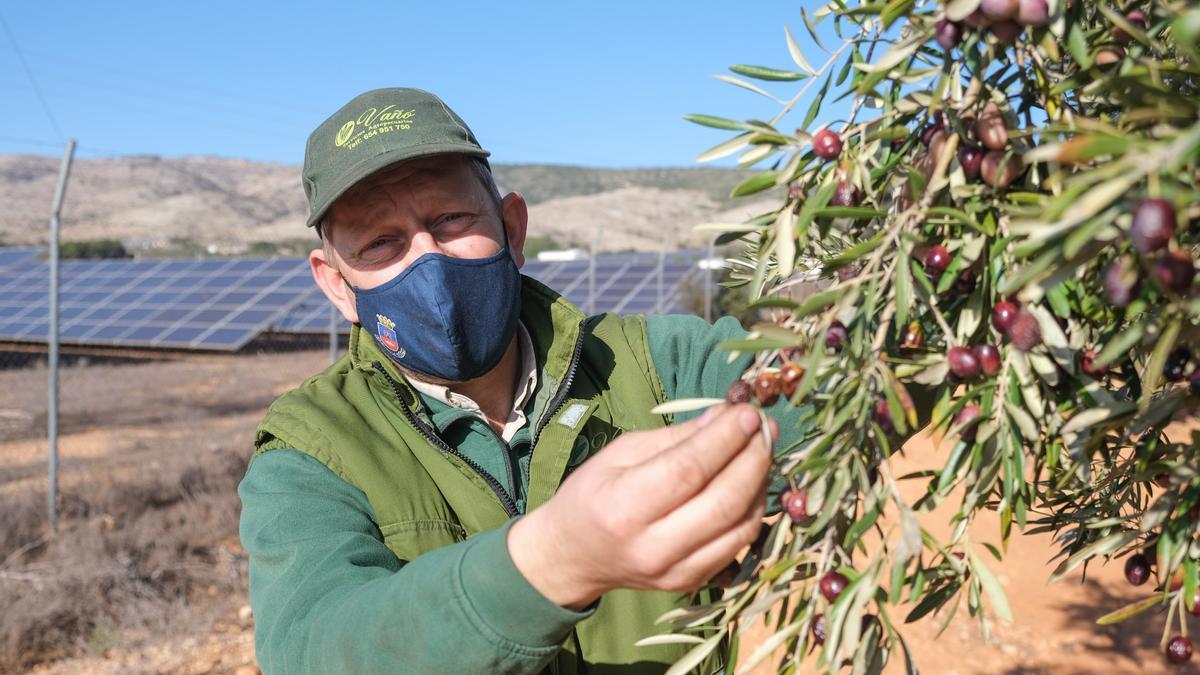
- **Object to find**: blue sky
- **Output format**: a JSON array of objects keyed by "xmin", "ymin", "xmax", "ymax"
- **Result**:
[{"xmin": 0, "ymin": 1, "xmax": 841, "ymax": 168}]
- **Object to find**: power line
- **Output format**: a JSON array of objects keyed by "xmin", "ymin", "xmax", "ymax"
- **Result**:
[
  {"xmin": 17, "ymin": 46, "xmax": 331, "ymax": 118},
  {"xmin": 0, "ymin": 134, "xmax": 63, "ymax": 150},
  {"xmin": 0, "ymin": 78, "xmax": 308, "ymax": 144},
  {"xmin": 0, "ymin": 66, "xmax": 314, "ymax": 130},
  {"xmin": 0, "ymin": 11, "xmax": 64, "ymax": 142}
]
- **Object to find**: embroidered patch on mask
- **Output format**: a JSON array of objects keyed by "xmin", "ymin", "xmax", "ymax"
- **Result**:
[
  {"xmin": 557, "ymin": 403, "xmax": 590, "ymax": 429},
  {"xmin": 376, "ymin": 315, "xmax": 400, "ymax": 353}
]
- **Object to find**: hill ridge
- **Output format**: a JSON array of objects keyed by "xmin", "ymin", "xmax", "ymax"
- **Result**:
[{"xmin": 0, "ymin": 155, "xmax": 767, "ymax": 255}]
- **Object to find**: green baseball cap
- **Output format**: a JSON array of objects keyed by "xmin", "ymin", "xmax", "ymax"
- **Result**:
[{"xmin": 302, "ymin": 87, "xmax": 490, "ymax": 230}]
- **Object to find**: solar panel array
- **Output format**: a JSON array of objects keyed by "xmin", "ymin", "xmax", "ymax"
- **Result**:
[{"xmin": 0, "ymin": 249, "xmax": 710, "ymax": 351}]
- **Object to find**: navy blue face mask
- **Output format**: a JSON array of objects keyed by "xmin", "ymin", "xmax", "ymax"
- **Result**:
[{"xmin": 352, "ymin": 244, "xmax": 521, "ymax": 382}]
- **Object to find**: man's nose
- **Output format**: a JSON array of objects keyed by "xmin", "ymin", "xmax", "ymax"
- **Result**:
[{"xmin": 407, "ymin": 231, "xmax": 444, "ymax": 259}]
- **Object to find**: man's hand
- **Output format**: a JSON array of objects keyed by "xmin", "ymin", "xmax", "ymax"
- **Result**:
[{"xmin": 508, "ymin": 404, "xmax": 777, "ymax": 610}]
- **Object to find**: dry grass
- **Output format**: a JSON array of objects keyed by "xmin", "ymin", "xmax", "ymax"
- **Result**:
[
  {"xmin": 0, "ymin": 349, "xmax": 328, "ymax": 672},
  {"xmin": 0, "ymin": 429, "xmax": 247, "ymax": 671}
]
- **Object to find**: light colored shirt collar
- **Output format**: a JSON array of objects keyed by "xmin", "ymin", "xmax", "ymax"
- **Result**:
[{"xmin": 407, "ymin": 322, "xmax": 538, "ymax": 442}]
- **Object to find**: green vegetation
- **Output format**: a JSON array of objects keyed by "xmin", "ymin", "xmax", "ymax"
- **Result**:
[{"xmin": 59, "ymin": 239, "xmax": 131, "ymax": 259}]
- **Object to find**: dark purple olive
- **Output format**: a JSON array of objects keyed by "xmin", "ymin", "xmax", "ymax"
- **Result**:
[
  {"xmin": 1081, "ymin": 350, "xmax": 1109, "ymax": 379},
  {"xmin": 980, "ymin": 0, "xmax": 1018, "ymax": 21},
  {"xmin": 1166, "ymin": 636, "xmax": 1193, "ymax": 665},
  {"xmin": 992, "ymin": 301, "xmax": 1020, "ymax": 333},
  {"xmin": 921, "ymin": 124, "xmax": 942, "ymax": 147},
  {"xmin": 935, "ymin": 19, "xmax": 963, "ymax": 50},
  {"xmin": 830, "ymin": 182, "xmax": 861, "ymax": 207},
  {"xmin": 1104, "ymin": 258, "xmax": 1141, "ymax": 307},
  {"xmin": 990, "ymin": 19, "xmax": 1023, "ymax": 42},
  {"xmin": 812, "ymin": 130, "xmax": 843, "ymax": 161},
  {"xmin": 811, "ymin": 614, "xmax": 827, "ymax": 645},
  {"xmin": 873, "ymin": 398, "xmax": 895, "ymax": 434},
  {"xmin": 826, "ymin": 320, "xmax": 849, "ymax": 350},
  {"xmin": 975, "ymin": 345, "xmax": 1002, "ymax": 376},
  {"xmin": 1008, "ymin": 310, "xmax": 1042, "ymax": 352},
  {"xmin": 1153, "ymin": 250, "xmax": 1195, "ymax": 295},
  {"xmin": 1190, "ymin": 369, "xmax": 1200, "ymax": 397},
  {"xmin": 953, "ymin": 267, "xmax": 977, "ymax": 295},
  {"xmin": 1124, "ymin": 554, "xmax": 1151, "ymax": 586},
  {"xmin": 948, "ymin": 346, "xmax": 982, "ymax": 379},
  {"xmin": 980, "ymin": 151, "xmax": 1023, "ymax": 188},
  {"xmin": 976, "ymin": 102, "xmax": 1009, "ymax": 150},
  {"xmin": 1164, "ymin": 348, "xmax": 1191, "ymax": 382},
  {"xmin": 1131, "ymin": 198, "xmax": 1177, "ymax": 255},
  {"xmin": 1016, "ymin": 0, "xmax": 1048, "ymax": 26},
  {"xmin": 819, "ymin": 571, "xmax": 849, "ymax": 602},
  {"xmin": 955, "ymin": 405, "xmax": 982, "ymax": 441},
  {"xmin": 959, "ymin": 144, "xmax": 984, "ymax": 179},
  {"xmin": 781, "ymin": 488, "xmax": 811, "ymax": 524},
  {"xmin": 1113, "ymin": 10, "xmax": 1148, "ymax": 44},
  {"xmin": 964, "ymin": 9, "xmax": 990, "ymax": 28},
  {"xmin": 924, "ymin": 245, "xmax": 952, "ymax": 276}
]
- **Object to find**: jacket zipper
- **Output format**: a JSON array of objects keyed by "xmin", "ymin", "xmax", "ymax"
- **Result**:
[
  {"xmin": 371, "ymin": 361, "xmax": 520, "ymax": 518},
  {"xmin": 530, "ymin": 319, "xmax": 585, "ymax": 451}
]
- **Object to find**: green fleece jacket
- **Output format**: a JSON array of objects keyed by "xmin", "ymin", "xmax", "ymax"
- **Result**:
[{"xmin": 238, "ymin": 313, "xmax": 811, "ymax": 675}]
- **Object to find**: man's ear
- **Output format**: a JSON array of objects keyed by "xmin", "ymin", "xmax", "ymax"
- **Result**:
[
  {"xmin": 501, "ymin": 192, "xmax": 529, "ymax": 268},
  {"xmin": 310, "ymin": 246, "xmax": 360, "ymax": 324}
]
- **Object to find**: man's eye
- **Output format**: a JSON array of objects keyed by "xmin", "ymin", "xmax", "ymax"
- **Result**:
[
  {"xmin": 436, "ymin": 213, "xmax": 470, "ymax": 227},
  {"xmin": 362, "ymin": 238, "xmax": 397, "ymax": 255}
]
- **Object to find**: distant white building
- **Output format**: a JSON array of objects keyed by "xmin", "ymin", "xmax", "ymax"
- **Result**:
[{"xmin": 536, "ymin": 248, "xmax": 590, "ymax": 262}]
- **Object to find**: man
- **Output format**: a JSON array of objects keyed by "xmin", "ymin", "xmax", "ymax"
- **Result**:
[{"xmin": 239, "ymin": 88, "xmax": 809, "ymax": 674}]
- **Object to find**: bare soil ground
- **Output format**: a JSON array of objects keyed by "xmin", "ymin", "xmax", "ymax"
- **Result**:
[{"xmin": 0, "ymin": 350, "xmax": 1188, "ymax": 673}]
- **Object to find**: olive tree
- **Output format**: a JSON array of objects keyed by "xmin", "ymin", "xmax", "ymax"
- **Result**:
[{"xmin": 655, "ymin": 1, "xmax": 1200, "ymax": 671}]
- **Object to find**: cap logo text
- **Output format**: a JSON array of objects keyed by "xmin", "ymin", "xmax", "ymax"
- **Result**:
[{"xmin": 334, "ymin": 105, "xmax": 417, "ymax": 150}]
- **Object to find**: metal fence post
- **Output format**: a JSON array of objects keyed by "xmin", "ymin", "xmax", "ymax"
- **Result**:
[{"xmin": 47, "ymin": 139, "xmax": 76, "ymax": 533}]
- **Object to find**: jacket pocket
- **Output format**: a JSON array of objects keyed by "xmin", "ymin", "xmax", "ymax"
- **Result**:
[{"xmin": 379, "ymin": 519, "xmax": 467, "ymax": 560}]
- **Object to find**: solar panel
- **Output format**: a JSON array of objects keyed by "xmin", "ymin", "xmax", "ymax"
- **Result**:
[
  {"xmin": 0, "ymin": 247, "xmax": 40, "ymax": 271},
  {"xmin": 0, "ymin": 248, "xmax": 715, "ymax": 350}
]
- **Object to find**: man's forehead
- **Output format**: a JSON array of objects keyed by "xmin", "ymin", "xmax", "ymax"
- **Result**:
[
  {"xmin": 334, "ymin": 156, "xmax": 481, "ymax": 214},
  {"xmin": 326, "ymin": 155, "xmax": 487, "ymax": 238}
]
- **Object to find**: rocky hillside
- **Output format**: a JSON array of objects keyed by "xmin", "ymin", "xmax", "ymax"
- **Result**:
[{"xmin": 0, "ymin": 155, "xmax": 772, "ymax": 255}]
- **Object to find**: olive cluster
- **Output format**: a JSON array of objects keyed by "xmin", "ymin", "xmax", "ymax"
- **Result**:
[
  {"xmin": 725, "ymin": 359, "xmax": 804, "ymax": 408},
  {"xmin": 1105, "ymin": 198, "xmax": 1196, "ymax": 305},
  {"xmin": 807, "ymin": 128, "xmax": 862, "ymax": 208},
  {"xmin": 1123, "ymin": 548, "xmax": 1199, "ymax": 665}
]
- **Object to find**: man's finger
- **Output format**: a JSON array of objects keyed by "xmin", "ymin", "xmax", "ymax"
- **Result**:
[
  {"xmin": 644, "ymin": 441, "xmax": 771, "ymax": 562},
  {"xmin": 602, "ymin": 404, "xmax": 724, "ymax": 467},
  {"xmin": 655, "ymin": 487, "xmax": 767, "ymax": 591},
  {"xmin": 623, "ymin": 404, "xmax": 762, "ymax": 518}
]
